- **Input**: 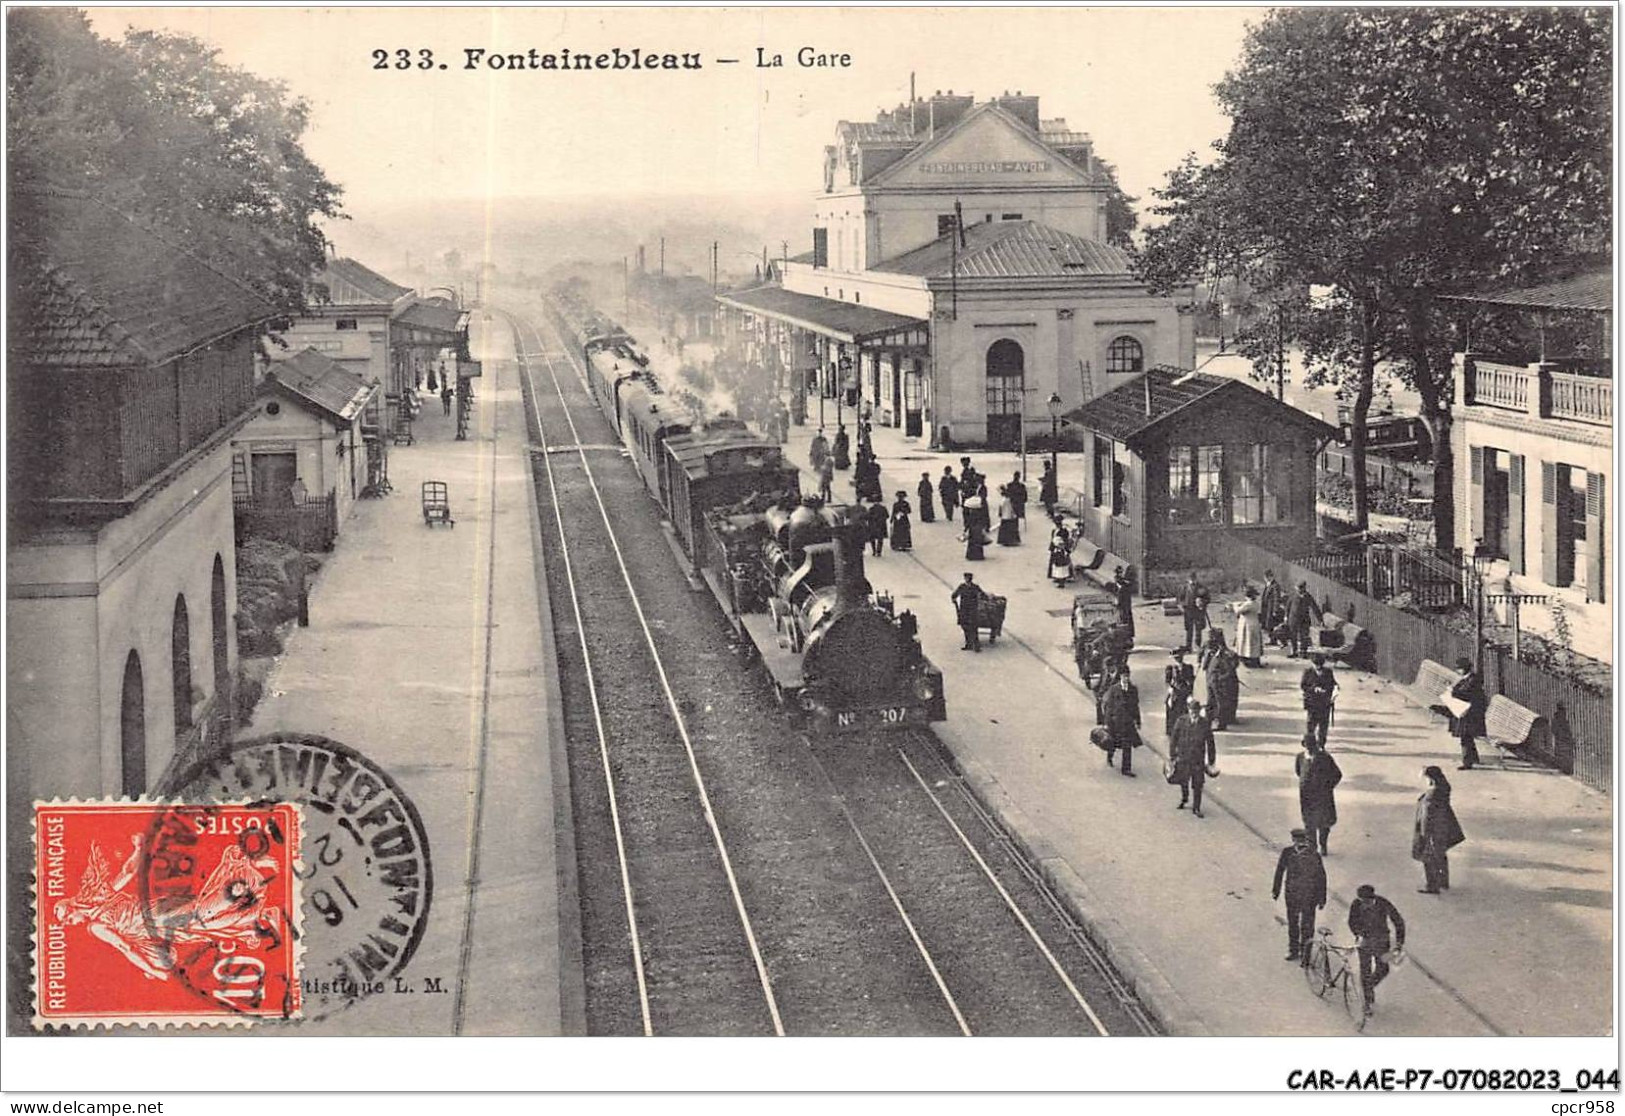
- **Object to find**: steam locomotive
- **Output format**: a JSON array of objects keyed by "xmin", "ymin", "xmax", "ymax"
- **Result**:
[{"xmin": 545, "ymin": 288, "xmax": 945, "ymax": 732}]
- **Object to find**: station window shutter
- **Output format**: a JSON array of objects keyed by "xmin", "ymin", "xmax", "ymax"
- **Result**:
[
  {"xmin": 1507, "ymin": 454, "xmax": 1525, "ymax": 575},
  {"xmin": 1586, "ymin": 472, "xmax": 1606, "ymax": 604},
  {"xmin": 1467, "ymin": 445, "xmax": 1485, "ymax": 546},
  {"xmin": 1540, "ymin": 460, "xmax": 1560, "ymax": 584}
]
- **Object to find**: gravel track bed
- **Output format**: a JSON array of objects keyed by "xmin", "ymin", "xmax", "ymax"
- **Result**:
[{"xmin": 514, "ymin": 306, "xmax": 1151, "ymax": 1036}]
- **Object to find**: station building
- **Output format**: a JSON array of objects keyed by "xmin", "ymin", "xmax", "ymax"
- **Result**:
[
  {"xmin": 7, "ymin": 188, "xmax": 274, "ymax": 803},
  {"xmin": 718, "ymin": 91, "xmax": 1196, "ymax": 448},
  {"xmin": 1443, "ymin": 270, "xmax": 1612, "ymax": 656}
]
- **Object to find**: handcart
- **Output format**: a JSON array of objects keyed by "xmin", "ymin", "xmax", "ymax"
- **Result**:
[{"xmin": 422, "ymin": 481, "xmax": 455, "ymax": 528}]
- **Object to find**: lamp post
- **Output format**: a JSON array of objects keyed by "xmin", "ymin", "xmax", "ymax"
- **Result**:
[
  {"xmin": 836, "ymin": 353, "xmax": 853, "ymax": 430},
  {"xmin": 1047, "ymin": 391, "xmax": 1063, "ymax": 480},
  {"xmin": 1471, "ymin": 539, "xmax": 1492, "ymax": 675}
]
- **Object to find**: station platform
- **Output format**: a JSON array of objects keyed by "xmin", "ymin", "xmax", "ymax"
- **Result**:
[
  {"xmin": 248, "ymin": 332, "xmax": 575, "ymax": 1036},
  {"xmin": 781, "ymin": 401, "xmax": 1612, "ymax": 1037}
]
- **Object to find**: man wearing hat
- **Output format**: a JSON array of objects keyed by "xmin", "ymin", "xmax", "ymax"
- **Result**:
[
  {"xmin": 1287, "ymin": 581, "xmax": 1324, "ymax": 658},
  {"xmin": 1164, "ymin": 648, "xmax": 1195, "ymax": 738},
  {"xmin": 1100, "ymin": 667, "xmax": 1141, "ymax": 777},
  {"xmin": 1272, "ymin": 828, "xmax": 1327, "ymax": 963},
  {"xmin": 1447, "ymin": 656, "xmax": 1488, "ymax": 770},
  {"xmin": 1169, "ymin": 696, "xmax": 1217, "ymax": 817},
  {"xmin": 1347, "ymin": 884, "xmax": 1406, "ymax": 1015},
  {"xmin": 1300, "ymin": 653, "xmax": 1338, "ymax": 747}
]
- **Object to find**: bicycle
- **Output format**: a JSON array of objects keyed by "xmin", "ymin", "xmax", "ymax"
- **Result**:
[{"xmin": 1302, "ymin": 927, "xmax": 1369, "ymax": 1030}]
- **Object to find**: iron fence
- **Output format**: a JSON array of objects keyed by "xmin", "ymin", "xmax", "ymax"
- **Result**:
[
  {"xmin": 235, "ymin": 489, "xmax": 338, "ymax": 551},
  {"xmin": 1213, "ymin": 531, "xmax": 1612, "ymax": 794}
]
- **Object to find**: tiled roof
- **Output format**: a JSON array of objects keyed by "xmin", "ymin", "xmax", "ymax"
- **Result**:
[
  {"xmin": 9, "ymin": 189, "xmax": 275, "ymax": 368},
  {"xmin": 839, "ymin": 120, "xmax": 915, "ymax": 142},
  {"xmin": 266, "ymin": 347, "xmax": 377, "ymax": 422},
  {"xmin": 716, "ymin": 286, "xmax": 926, "ymax": 343},
  {"xmin": 316, "ymin": 257, "xmax": 413, "ymax": 306},
  {"xmin": 395, "ymin": 298, "xmax": 464, "ymax": 334},
  {"xmin": 873, "ymin": 220, "xmax": 1132, "ymax": 280},
  {"xmin": 1442, "ymin": 269, "xmax": 1612, "ymax": 314},
  {"xmin": 1066, "ymin": 367, "xmax": 1338, "ymax": 449}
]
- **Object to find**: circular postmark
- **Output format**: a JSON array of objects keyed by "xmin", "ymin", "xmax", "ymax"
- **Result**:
[{"xmin": 146, "ymin": 733, "xmax": 433, "ymax": 1022}]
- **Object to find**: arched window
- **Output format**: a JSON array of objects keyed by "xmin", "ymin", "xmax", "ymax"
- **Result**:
[
  {"xmin": 172, "ymin": 595, "xmax": 192, "ymax": 738},
  {"xmin": 120, "ymin": 652, "xmax": 145, "ymax": 797},
  {"xmin": 1107, "ymin": 336, "xmax": 1145, "ymax": 375},
  {"xmin": 211, "ymin": 555, "xmax": 230, "ymax": 701},
  {"xmin": 984, "ymin": 339, "xmax": 1026, "ymax": 450}
]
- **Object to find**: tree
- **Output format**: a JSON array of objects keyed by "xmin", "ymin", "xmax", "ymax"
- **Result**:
[
  {"xmin": 7, "ymin": 8, "xmax": 343, "ymax": 312},
  {"xmin": 1137, "ymin": 8, "xmax": 1610, "ymax": 543}
]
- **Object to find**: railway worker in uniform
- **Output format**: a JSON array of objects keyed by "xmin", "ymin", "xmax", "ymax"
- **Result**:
[
  {"xmin": 1260, "ymin": 570, "xmax": 1286, "ymax": 646},
  {"xmin": 809, "ymin": 427, "xmax": 829, "ymax": 471},
  {"xmin": 832, "ymin": 424, "xmax": 851, "ymax": 470},
  {"xmin": 1447, "ymin": 657, "xmax": 1487, "ymax": 770},
  {"xmin": 817, "ymin": 456, "xmax": 835, "ymax": 504},
  {"xmin": 890, "ymin": 491, "xmax": 913, "ymax": 552},
  {"xmin": 1296, "ymin": 734, "xmax": 1343, "ymax": 857},
  {"xmin": 938, "ymin": 466, "xmax": 960, "ymax": 523},
  {"xmin": 951, "ymin": 572, "xmax": 985, "ymax": 652},
  {"xmin": 1100, "ymin": 668, "xmax": 1141, "ymax": 777},
  {"xmin": 1178, "ymin": 572, "xmax": 1209, "ymax": 653},
  {"xmin": 995, "ymin": 485, "xmax": 1021, "ymax": 546},
  {"xmin": 1039, "ymin": 459, "xmax": 1059, "ymax": 517},
  {"xmin": 1287, "ymin": 581, "xmax": 1323, "ymax": 657},
  {"xmin": 1347, "ymin": 884, "xmax": 1406, "ymax": 1014},
  {"xmin": 1300, "ymin": 654, "xmax": 1337, "ymax": 747},
  {"xmin": 1272, "ymin": 828, "xmax": 1327, "ymax": 964},
  {"xmin": 1164, "ymin": 648, "xmax": 1195, "ymax": 738},
  {"xmin": 1169, "ymin": 696, "xmax": 1217, "ymax": 817},
  {"xmin": 865, "ymin": 498, "xmax": 889, "ymax": 557},
  {"xmin": 916, "ymin": 472, "xmax": 936, "ymax": 523}
]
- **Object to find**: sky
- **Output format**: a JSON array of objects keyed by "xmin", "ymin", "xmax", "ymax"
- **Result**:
[{"xmin": 88, "ymin": 6, "xmax": 1265, "ymax": 215}]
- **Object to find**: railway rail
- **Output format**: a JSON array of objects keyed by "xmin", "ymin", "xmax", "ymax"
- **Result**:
[{"xmin": 502, "ymin": 301, "xmax": 1155, "ymax": 1037}]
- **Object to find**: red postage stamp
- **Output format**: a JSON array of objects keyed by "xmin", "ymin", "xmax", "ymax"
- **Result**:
[{"xmin": 34, "ymin": 801, "xmax": 303, "ymax": 1027}]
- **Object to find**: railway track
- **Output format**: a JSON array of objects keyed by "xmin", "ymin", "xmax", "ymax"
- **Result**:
[{"xmin": 504, "ymin": 302, "xmax": 1155, "ymax": 1037}]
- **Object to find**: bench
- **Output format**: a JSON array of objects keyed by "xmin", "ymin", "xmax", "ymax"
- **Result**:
[
  {"xmin": 1402, "ymin": 659, "xmax": 1464, "ymax": 721},
  {"xmin": 1313, "ymin": 612, "xmax": 1370, "ymax": 667},
  {"xmin": 1484, "ymin": 694, "xmax": 1548, "ymax": 755}
]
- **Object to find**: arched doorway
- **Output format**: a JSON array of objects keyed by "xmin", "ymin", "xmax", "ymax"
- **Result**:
[
  {"xmin": 985, "ymin": 339, "xmax": 1025, "ymax": 450},
  {"xmin": 120, "ymin": 652, "xmax": 145, "ymax": 797},
  {"xmin": 172, "ymin": 595, "xmax": 192, "ymax": 739},
  {"xmin": 211, "ymin": 555, "xmax": 230, "ymax": 715}
]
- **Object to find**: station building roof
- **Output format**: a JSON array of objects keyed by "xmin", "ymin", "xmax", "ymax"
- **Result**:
[
  {"xmin": 314, "ymin": 257, "xmax": 414, "ymax": 306},
  {"xmin": 266, "ymin": 347, "xmax": 378, "ymax": 422},
  {"xmin": 1066, "ymin": 367, "xmax": 1338, "ymax": 451},
  {"xmin": 1441, "ymin": 268, "xmax": 1612, "ymax": 314},
  {"xmin": 716, "ymin": 286, "xmax": 927, "ymax": 344},
  {"xmin": 873, "ymin": 220, "xmax": 1131, "ymax": 280}
]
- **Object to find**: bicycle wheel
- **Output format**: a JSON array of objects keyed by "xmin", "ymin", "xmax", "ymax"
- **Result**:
[
  {"xmin": 1303, "ymin": 941, "xmax": 1331, "ymax": 998},
  {"xmin": 1341, "ymin": 969, "xmax": 1367, "ymax": 1029}
]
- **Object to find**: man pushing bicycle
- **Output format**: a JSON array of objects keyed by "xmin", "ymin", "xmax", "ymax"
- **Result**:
[{"xmin": 1347, "ymin": 884, "xmax": 1406, "ymax": 1015}]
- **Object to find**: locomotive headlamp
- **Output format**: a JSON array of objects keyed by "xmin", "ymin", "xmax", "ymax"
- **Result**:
[{"xmin": 913, "ymin": 676, "xmax": 936, "ymax": 701}]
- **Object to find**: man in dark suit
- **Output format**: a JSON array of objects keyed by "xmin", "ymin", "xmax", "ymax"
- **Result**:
[
  {"xmin": 1112, "ymin": 566, "xmax": 1136, "ymax": 642},
  {"xmin": 1170, "ymin": 696, "xmax": 1217, "ymax": 817},
  {"xmin": 1100, "ymin": 669, "xmax": 1141, "ymax": 777},
  {"xmin": 1348, "ymin": 884, "xmax": 1406, "ymax": 1014},
  {"xmin": 1272, "ymin": 828, "xmax": 1328, "ymax": 963},
  {"xmin": 1449, "ymin": 656, "xmax": 1488, "ymax": 770},
  {"xmin": 1260, "ymin": 570, "xmax": 1286, "ymax": 645},
  {"xmin": 1178, "ymin": 572, "xmax": 1208, "ymax": 652},
  {"xmin": 1287, "ymin": 581, "xmax": 1323, "ymax": 657},
  {"xmin": 1300, "ymin": 654, "xmax": 1338, "ymax": 747},
  {"xmin": 950, "ymin": 572, "xmax": 984, "ymax": 652}
]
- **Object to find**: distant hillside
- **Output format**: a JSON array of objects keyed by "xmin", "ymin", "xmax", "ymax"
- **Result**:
[{"xmin": 326, "ymin": 191, "xmax": 812, "ymax": 292}]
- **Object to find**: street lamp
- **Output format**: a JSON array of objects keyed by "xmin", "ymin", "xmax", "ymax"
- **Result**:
[
  {"xmin": 1047, "ymin": 391, "xmax": 1063, "ymax": 478},
  {"xmin": 836, "ymin": 353, "xmax": 853, "ymax": 429},
  {"xmin": 1470, "ymin": 539, "xmax": 1493, "ymax": 675}
]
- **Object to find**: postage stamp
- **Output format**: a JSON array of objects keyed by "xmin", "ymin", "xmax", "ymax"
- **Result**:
[{"xmin": 33, "ymin": 801, "xmax": 303, "ymax": 1028}]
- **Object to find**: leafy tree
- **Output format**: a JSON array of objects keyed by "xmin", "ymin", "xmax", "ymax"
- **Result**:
[
  {"xmin": 7, "ymin": 8, "xmax": 343, "ymax": 312},
  {"xmin": 1137, "ymin": 7, "xmax": 1610, "ymax": 543}
]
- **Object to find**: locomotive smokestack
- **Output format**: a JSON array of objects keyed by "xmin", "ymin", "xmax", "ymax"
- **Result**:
[{"xmin": 832, "ymin": 520, "xmax": 869, "ymax": 613}]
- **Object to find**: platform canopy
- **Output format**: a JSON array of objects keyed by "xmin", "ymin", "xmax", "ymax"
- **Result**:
[
  {"xmin": 1440, "ymin": 268, "xmax": 1612, "ymax": 314},
  {"xmin": 716, "ymin": 285, "xmax": 927, "ymax": 346}
]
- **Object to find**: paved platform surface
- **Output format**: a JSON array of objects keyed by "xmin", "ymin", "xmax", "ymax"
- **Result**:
[
  {"xmin": 249, "ymin": 324, "xmax": 574, "ymax": 1036},
  {"xmin": 784, "ymin": 402, "xmax": 1613, "ymax": 1037}
]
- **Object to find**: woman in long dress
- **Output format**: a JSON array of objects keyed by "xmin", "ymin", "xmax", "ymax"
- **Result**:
[
  {"xmin": 962, "ymin": 490, "xmax": 987, "ymax": 559},
  {"xmin": 1232, "ymin": 586, "xmax": 1265, "ymax": 667},
  {"xmin": 1413, "ymin": 765, "xmax": 1466, "ymax": 892},
  {"xmin": 890, "ymin": 491, "xmax": 913, "ymax": 552},
  {"xmin": 996, "ymin": 487, "xmax": 1021, "ymax": 546},
  {"xmin": 1048, "ymin": 518, "xmax": 1074, "ymax": 586},
  {"xmin": 916, "ymin": 473, "xmax": 936, "ymax": 523}
]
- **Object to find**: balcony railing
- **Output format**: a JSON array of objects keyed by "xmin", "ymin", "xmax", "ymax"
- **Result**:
[
  {"xmin": 1461, "ymin": 355, "xmax": 1613, "ymax": 427},
  {"xmin": 1549, "ymin": 370, "xmax": 1613, "ymax": 426}
]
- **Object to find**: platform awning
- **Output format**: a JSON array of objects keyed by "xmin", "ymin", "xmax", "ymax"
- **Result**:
[{"xmin": 716, "ymin": 286, "xmax": 927, "ymax": 345}]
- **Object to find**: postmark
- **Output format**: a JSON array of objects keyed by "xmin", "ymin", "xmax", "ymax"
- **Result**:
[
  {"xmin": 159, "ymin": 733, "xmax": 434, "ymax": 1021},
  {"xmin": 33, "ymin": 801, "xmax": 302, "ymax": 1028}
]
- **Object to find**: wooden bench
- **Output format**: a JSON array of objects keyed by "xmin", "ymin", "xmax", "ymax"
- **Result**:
[
  {"xmin": 1312, "ymin": 612, "xmax": 1370, "ymax": 667},
  {"xmin": 1402, "ymin": 659, "xmax": 1464, "ymax": 721},
  {"xmin": 1484, "ymin": 694, "xmax": 1548, "ymax": 755}
]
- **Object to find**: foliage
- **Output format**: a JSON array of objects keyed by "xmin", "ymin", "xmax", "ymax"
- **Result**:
[
  {"xmin": 1136, "ymin": 8, "xmax": 1611, "ymax": 543},
  {"xmin": 7, "ymin": 8, "xmax": 343, "ymax": 312}
]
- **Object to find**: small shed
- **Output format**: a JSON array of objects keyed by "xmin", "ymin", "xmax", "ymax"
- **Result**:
[{"xmin": 1065, "ymin": 368, "xmax": 1338, "ymax": 578}]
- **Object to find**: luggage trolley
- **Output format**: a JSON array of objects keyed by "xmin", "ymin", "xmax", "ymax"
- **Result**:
[{"xmin": 421, "ymin": 481, "xmax": 455, "ymax": 527}]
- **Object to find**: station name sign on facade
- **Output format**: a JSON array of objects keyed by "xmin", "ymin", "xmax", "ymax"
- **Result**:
[{"xmin": 920, "ymin": 161, "xmax": 1052, "ymax": 175}]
